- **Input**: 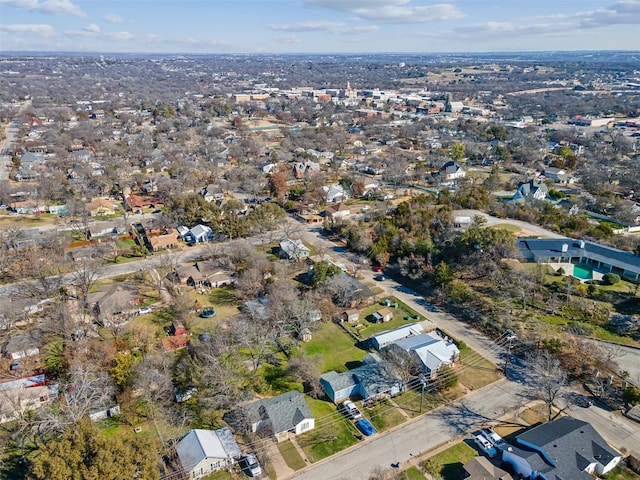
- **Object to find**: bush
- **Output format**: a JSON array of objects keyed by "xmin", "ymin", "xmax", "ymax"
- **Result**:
[
  {"xmin": 602, "ymin": 273, "xmax": 621, "ymax": 286},
  {"xmin": 623, "ymin": 386, "xmax": 640, "ymax": 405},
  {"xmin": 556, "ymin": 267, "xmax": 565, "ymax": 275}
]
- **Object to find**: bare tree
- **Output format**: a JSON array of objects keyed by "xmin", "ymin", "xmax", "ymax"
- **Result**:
[{"xmin": 526, "ymin": 350, "xmax": 568, "ymax": 422}]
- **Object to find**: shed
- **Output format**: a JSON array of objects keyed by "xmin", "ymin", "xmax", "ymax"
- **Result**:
[
  {"xmin": 342, "ymin": 309, "xmax": 359, "ymax": 323},
  {"xmin": 372, "ymin": 307, "xmax": 393, "ymax": 323}
]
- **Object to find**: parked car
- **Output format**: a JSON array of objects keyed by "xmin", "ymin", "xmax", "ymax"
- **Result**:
[
  {"xmin": 138, "ymin": 307, "xmax": 152, "ymax": 315},
  {"xmin": 341, "ymin": 400, "xmax": 362, "ymax": 419},
  {"xmin": 575, "ymin": 395, "xmax": 593, "ymax": 408},
  {"xmin": 355, "ymin": 418, "xmax": 376, "ymax": 436},
  {"xmin": 474, "ymin": 435, "xmax": 498, "ymax": 458},
  {"xmin": 241, "ymin": 453, "xmax": 262, "ymax": 477},
  {"xmin": 374, "ymin": 274, "xmax": 387, "ymax": 281},
  {"xmin": 372, "ymin": 265, "xmax": 382, "ymax": 272},
  {"xmin": 480, "ymin": 428, "xmax": 506, "ymax": 448}
]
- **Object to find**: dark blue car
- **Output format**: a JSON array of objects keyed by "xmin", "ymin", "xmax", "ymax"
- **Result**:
[{"xmin": 355, "ymin": 418, "xmax": 376, "ymax": 436}]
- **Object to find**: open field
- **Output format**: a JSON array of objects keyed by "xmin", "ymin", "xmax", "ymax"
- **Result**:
[{"xmin": 302, "ymin": 322, "xmax": 366, "ymax": 373}]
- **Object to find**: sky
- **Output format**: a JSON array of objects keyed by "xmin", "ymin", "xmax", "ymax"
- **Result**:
[{"xmin": 0, "ymin": 0, "xmax": 639, "ymax": 54}]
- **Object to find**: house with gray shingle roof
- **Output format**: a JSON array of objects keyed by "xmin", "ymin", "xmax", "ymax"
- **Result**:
[
  {"xmin": 241, "ymin": 390, "xmax": 315, "ymax": 442},
  {"xmin": 320, "ymin": 353, "xmax": 404, "ymax": 403},
  {"xmin": 501, "ymin": 417, "xmax": 621, "ymax": 479},
  {"xmin": 510, "ymin": 179, "xmax": 548, "ymax": 204}
]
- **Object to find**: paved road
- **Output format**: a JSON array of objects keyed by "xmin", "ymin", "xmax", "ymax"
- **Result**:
[
  {"xmin": 0, "ymin": 100, "xmax": 30, "ymax": 182},
  {"xmin": 291, "ymin": 380, "xmax": 526, "ymax": 480}
]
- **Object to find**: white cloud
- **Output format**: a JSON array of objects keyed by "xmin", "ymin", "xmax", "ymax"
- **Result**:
[
  {"xmin": 274, "ymin": 34, "xmax": 302, "ymax": 44},
  {"xmin": 0, "ymin": 23, "xmax": 56, "ymax": 36},
  {"xmin": 268, "ymin": 21, "xmax": 378, "ymax": 35},
  {"xmin": 102, "ymin": 12, "xmax": 129, "ymax": 24},
  {"xmin": 305, "ymin": 0, "xmax": 465, "ymax": 23},
  {"xmin": 83, "ymin": 23, "xmax": 100, "ymax": 33},
  {"xmin": 0, "ymin": 0, "xmax": 85, "ymax": 17}
]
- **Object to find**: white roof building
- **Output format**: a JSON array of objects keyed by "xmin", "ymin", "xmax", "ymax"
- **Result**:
[{"xmin": 176, "ymin": 428, "xmax": 242, "ymax": 479}]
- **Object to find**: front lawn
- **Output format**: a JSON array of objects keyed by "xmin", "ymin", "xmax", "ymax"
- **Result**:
[
  {"xmin": 297, "ymin": 396, "xmax": 360, "ymax": 463},
  {"xmin": 302, "ymin": 322, "xmax": 366, "ymax": 373},
  {"xmin": 423, "ymin": 441, "xmax": 477, "ymax": 480},
  {"xmin": 364, "ymin": 398, "xmax": 406, "ymax": 431},
  {"xmin": 277, "ymin": 441, "xmax": 306, "ymax": 471},
  {"xmin": 456, "ymin": 346, "xmax": 501, "ymax": 391},
  {"xmin": 392, "ymin": 389, "xmax": 440, "ymax": 417},
  {"xmin": 402, "ymin": 466, "xmax": 426, "ymax": 480}
]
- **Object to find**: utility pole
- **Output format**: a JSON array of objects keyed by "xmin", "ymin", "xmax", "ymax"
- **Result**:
[
  {"xmin": 504, "ymin": 330, "xmax": 516, "ymax": 380},
  {"xmin": 419, "ymin": 376, "xmax": 426, "ymax": 413}
]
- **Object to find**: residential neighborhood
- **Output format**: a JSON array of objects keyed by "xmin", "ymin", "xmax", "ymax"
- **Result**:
[{"xmin": 0, "ymin": 49, "xmax": 639, "ymax": 480}]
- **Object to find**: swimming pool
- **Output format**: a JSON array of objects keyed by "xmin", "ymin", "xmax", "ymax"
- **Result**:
[{"xmin": 573, "ymin": 265, "xmax": 593, "ymax": 280}]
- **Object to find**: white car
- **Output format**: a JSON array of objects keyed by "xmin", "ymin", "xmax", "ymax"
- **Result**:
[
  {"xmin": 138, "ymin": 307, "xmax": 152, "ymax": 315},
  {"xmin": 342, "ymin": 400, "xmax": 362, "ymax": 419},
  {"xmin": 242, "ymin": 453, "xmax": 262, "ymax": 477},
  {"xmin": 481, "ymin": 428, "xmax": 506, "ymax": 448},
  {"xmin": 474, "ymin": 435, "xmax": 498, "ymax": 458}
]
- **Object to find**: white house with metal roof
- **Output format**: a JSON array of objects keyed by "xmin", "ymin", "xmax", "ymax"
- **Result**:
[
  {"xmin": 370, "ymin": 323, "xmax": 424, "ymax": 350},
  {"xmin": 175, "ymin": 428, "xmax": 242, "ymax": 479},
  {"xmin": 394, "ymin": 332, "xmax": 460, "ymax": 379}
]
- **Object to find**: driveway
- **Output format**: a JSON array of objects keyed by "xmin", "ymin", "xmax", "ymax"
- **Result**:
[{"xmin": 453, "ymin": 209, "xmax": 567, "ymax": 239}]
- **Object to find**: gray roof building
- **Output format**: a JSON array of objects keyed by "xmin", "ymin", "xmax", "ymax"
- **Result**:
[
  {"xmin": 517, "ymin": 238, "xmax": 640, "ymax": 282},
  {"xmin": 242, "ymin": 390, "xmax": 315, "ymax": 442},
  {"xmin": 502, "ymin": 417, "xmax": 622, "ymax": 479}
]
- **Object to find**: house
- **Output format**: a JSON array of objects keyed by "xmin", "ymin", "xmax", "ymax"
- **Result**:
[
  {"xmin": 87, "ymin": 282, "xmax": 140, "ymax": 324},
  {"xmin": 370, "ymin": 323, "xmax": 424, "ymax": 350},
  {"xmin": 501, "ymin": 417, "xmax": 622, "ymax": 479},
  {"xmin": 148, "ymin": 228, "xmax": 180, "ymax": 252},
  {"xmin": 322, "ymin": 184, "xmax": 350, "ymax": 204},
  {"xmin": 123, "ymin": 194, "xmax": 163, "ymax": 211},
  {"xmin": 200, "ymin": 184, "xmax": 224, "ymax": 203},
  {"xmin": 279, "ymin": 238, "xmax": 310, "ymax": 261},
  {"xmin": 292, "ymin": 160, "xmax": 320, "ymax": 178},
  {"xmin": 517, "ymin": 238, "xmax": 640, "ymax": 283},
  {"xmin": 299, "ymin": 328, "xmax": 312, "ymax": 342},
  {"xmin": 511, "ymin": 179, "xmax": 548, "ymax": 204},
  {"xmin": 2, "ymin": 333, "xmax": 40, "ymax": 360},
  {"xmin": 542, "ymin": 167, "xmax": 576, "ymax": 184},
  {"xmin": 324, "ymin": 202, "xmax": 351, "ymax": 220},
  {"xmin": 320, "ymin": 353, "xmax": 405, "ymax": 403},
  {"xmin": 176, "ymin": 428, "xmax": 242, "ymax": 479},
  {"xmin": 342, "ymin": 309, "xmax": 359, "ymax": 323},
  {"xmin": 239, "ymin": 390, "xmax": 315, "ymax": 442},
  {"xmin": 462, "ymin": 456, "xmax": 514, "ymax": 480},
  {"xmin": 393, "ymin": 332, "xmax": 460, "ymax": 379},
  {"xmin": 438, "ymin": 161, "xmax": 466, "ymax": 182},
  {"xmin": 173, "ymin": 261, "xmax": 235, "ymax": 288},
  {"xmin": 372, "ymin": 307, "xmax": 393, "ymax": 323},
  {"xmin": 0, "ymin": 381, "xmax": 58, "ymax": 424},
  {"xmin": 184, "ymin": 224, "xmax": 214, "ymax": 244}
]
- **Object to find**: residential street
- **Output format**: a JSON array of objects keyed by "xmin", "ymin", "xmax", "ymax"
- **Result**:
[{"xmin": 290, "ymin": 379, "xmax": 526, "ymax": 480}]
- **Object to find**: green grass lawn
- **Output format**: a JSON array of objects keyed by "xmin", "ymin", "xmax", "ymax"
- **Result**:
[
  {"xmin": 456, "ymin": 347, "xmax": 500, "ymax": 391},
  {"xmin": 392, "ymin": 389, "xmax": 440, "ymax": 417},
  {"xmin": 402, "ymin": 466, "xmax": 426, "ymax": 480},
  {"xmin": 302, "ymin": 322, "xmax": 366, "ymax": 373},
  {"xmin": 603, "ymin": 466, "xmax": 640, "ymax": 480},
  {"xmin": 424, "ymin": 441, "xmax": 477, "ymax": 480},
  {"xmin": 297, "ymin": 396, "xmax": 360, "ymax": 463},
  {"xmin": 364, "ymin": 398, "xmax": 407, "ymax": 431},
  {"xmin": 277, "ymin": 441, "xmax": 306, "ymax": 471},
  {"xmin": 489, "ymin": 223, "xmax": 522, "ymax": 233}
]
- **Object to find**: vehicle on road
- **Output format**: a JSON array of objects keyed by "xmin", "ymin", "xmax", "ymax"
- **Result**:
[
  {"xmin": 374, "ymin": 274, "xmax": 387, "ymax": 281},
  {"xmin": 474, "ymin": 435, "xmax": 498, "ymax": 458},
  {"xmin": 341, "ymin": 400, "xmax": 362, "ymax": 419},
  {"xmin": 480, "ymin": 428, "xmax": 506, "ymax": 448},
  {"xmin": 372, "ymin": 265, "xmax": 382, "ymax": 272},
  {"xmin": 575, "ymin": 395, "xmax": 593, "ymax": 408},
  {"xmin": 241, "ymin": 453, "xmax": 262, "ymax": 477},
  {"xmin": 355, "ymin": 418, "xmax": 376, "ymax": 436}
]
